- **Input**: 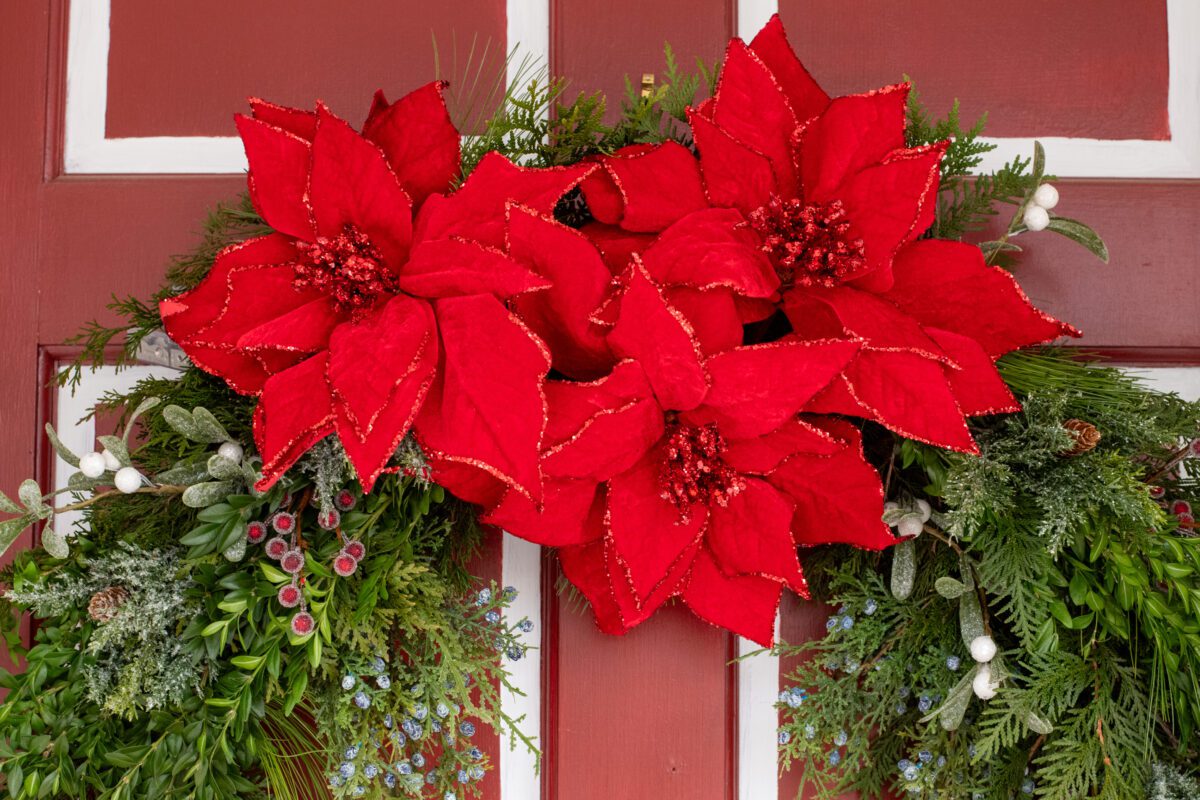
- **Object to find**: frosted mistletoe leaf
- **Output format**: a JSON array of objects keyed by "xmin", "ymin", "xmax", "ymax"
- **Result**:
[
  {"xmin": 41, "ymin": 526, "xmax": 69, "ymax": 559},
  {"xmin": 922, "ymin": 667, "xmax": 976, "ymax": 731},
  {"xmin": 935, "ymin": 576, "xmax": 966, "ymax": 599},
  {"xmin": 155, "ymin": 459, "xmax": 211, "ymax": 486},
  {"xmin": 0, "ymin": 489, "xmax": 22, "ymax": 515},
  {"xmin": 0, "ymin": 516, "xmax": 30, "ymax": 559},
  {"xmin": 182, "ymin": 481, "xmax": 237, "ymax": 508},
  {"xmin": 890, "ymin": 538, "xmax": 916, "ymax": 600},
  {"xmin": 959, "ymin": 588, "xmax": 986, "ymax": 648},
  {"xmin": 67, "ymin": 471, "xmax": 101, "ymax": 492},
  {"xmin": 97, "ymin": 436, "xmax": 131, "ymax": 468},
  {"xmin": 123, "ymin": 396, "xmax": 162, "ymax": 443},
  {"xmin": 206, "ymin": 454, "xmax": 243, "ymax": 481},
  {"xmin": 18, "ymin": 480, "xmax": 47, "ymax": 517},
  {"xmin": 1026, "ymin": 710, "xmax": 1053, "ymax": 735},
  {"xmin": 163, "ymin": 405, "xmax": 229, "ymax": 443},
  {"xmin": 192, "ymin": 408, "xmax": 231, "ymax": 443},
  {"xmin": 222, "ymin": 537, "xmax": 247, "ymax": 562},
  {"xmin": 44, "ymin": 423, "xmax": 80, "ymax": 468}
]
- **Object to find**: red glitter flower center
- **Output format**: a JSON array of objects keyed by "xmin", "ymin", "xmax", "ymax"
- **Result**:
[
  {"xmin": 294, "ymin": 225, "xmax": 399, "ymax": 317},
  {"xmin": 748, "ymin": 196, "xmax": 867, "ymax": 288},
  {"xmin": 659, "ymin": 421, "xmax": 745, "ymax": 522}
]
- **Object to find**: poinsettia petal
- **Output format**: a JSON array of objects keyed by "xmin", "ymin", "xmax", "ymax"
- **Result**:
[
  {"xmin": 926, "ymin": 328, "xmax": 1021, "ymax": 417},
  {"xmin": 236, "ymin": 297, "xmax": 341, "ymax": 354},
  {"xmin": 426, "ymin": 458, "xmax": 508, "ymax": 508},
  {"xmin": 398, "ymin": 237, "xmax": 549, "ymax": 299},
  {"xmin": 557, "ymin": 539, "xmax": 667, "ymax": 635},
  {"xmin": 606, "ymin": 450, "xmax": 707, "ymax": 603},
  {"xmin": 543, "ymin": 397, "xmax": 664, "ymax": 481},
  {"xmin": 690, "ymin": 107, "xmax": 778, "ymax": 215},
  {"xmin": 681, "ymin": 339, "xmax": 859, "ymax": 440},
  {"xmin": 254, "ymin": 352, "xmax": 336, "ymax": 490},
  {"xmin": 414, "ymin": 153, "xmax": 591, "ymax": 248},
  {"xmin": 712, "ymin": 40, "xmax": 800, "ymax": 198},
  {"xmin": 191, "ymin": 265, "xmax": 328, "ymax": 357},
  {"xmin": 836, "ymin": 143, "xmax": 945, "ymax": 283},
  {"xmin": 683, "ymin": 546, "xmax": 784, "ymax": 646},
  {"xmin": 508, "ymin": 207, "xmax": 616, "ymax": 378},
  {"xmin": 308, "ymin": 104, "xmax": 414, "ymax": 268},
  {"xmin": 588, "ymin": 142, "xmax": 708, "ymax": 232},
  {"xmin": 665, "ymin": 287, "xmax": 744, "ymax": 355},
  {"xmin": 414, "ymin": 295, "xmax": 551, "ymax": 501},
  {"xmin": 608, "ymin": 259, "xmax": 709, "ymax": 411},
  {"xmin": 882, "ymin": 240, "xmax": 1080, "ymax": 356},
  {"xmin": 483, "ymin": 479, "xmax": 606, "ymax": 547},
  {"xmin": 249, "ymin": 97, "xmax": 317, "ymax": 141},
  {"xmin": 362, "ymin": 81, "xmax": 461, "ymax": 207},
  {"xmin": 768, "ymin": 418, "xmax": 894, "ymax": 549},
  {"xmin": 788, "ymin": 286, "xmax": 953, "ymax": 364},
  {"xmin": 812, "ymin": 350, "xmax": 979, "ymax": 453},
  {"xmin": 327, "ymin": 294, "xmax": 436, "ymax": 441},
  {"xmin": 639, "ymin": 208, "xmax": 778, "ymax": 297},
  {"xmin": 707, "ymin": 477, "xmax": 806, "ymax": 592},
  {"xmin": 580, "ymin": 222, "xmax": 654, "ymax": 274},
  {"xmin": 724, "ymin": 417, "xmax": 843, "ymax": 474},
  {"xmin": 545, "ymin": 360, "xmax": 655, "ymax": 443},
  {"xmin": 235, "ymin": 115, "xmax": 314, "ymax": 239},
  {"xmin": 799, "ymin": 84, "xmax": 909, "ymax": 201},
  {"xmin": 748, "ymin": 14, "xmax": 829, "ymax": 122}
]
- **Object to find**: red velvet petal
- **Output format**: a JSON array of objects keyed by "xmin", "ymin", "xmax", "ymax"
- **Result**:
[
  {"xmin": 639, "ymin": 208, "xmax": 778, "ymax": 297},
  {"xmin": 507, "ymin": 208, "xmax": 616, "ymax": 379},
  {"xmin": 592, "ymin": 142, "xmax": 708, "ymax": 232},
  {"xmin": 544, "ymin": 360, "xmax": 655, "ymax": 443},
  {"xmin": 724, "ymin": 417, "xmax": 843, "ymax": 474},
  {"xmin": 682, "ymin": 339, "xmax": 859, "ymax": 440},
  {"xmin": 683, "ymin": 546, "xmax": 784, "ymax": 646},
  {"xmin": 926, "ymin": 328, "xmax": 1021, "ymax": 417},
  {"xmin": 790, "ymin": 286, "xmax": 952, "ymax": 364},
  {"xmin": 543, "ymin": 397, "xmax": 664, "ymax": 481},
  {"xmin": 249, "ymin": 97, "xmax": 317, "ymax": 141},
  {"xmin": 606, "ymin": 451, "xmax": 707, "ymax": 603},
  {"xmin": 768, "ymin": 418, "xmax": 894, "ymax": 550},
  {"xmin": 707, "ymin": 477, "xmax": 806, "ymax": 592},
  {"xmin": 581, "ymin": 222, "xmax": 656, "ymax": 274},
  {"xmin": 608, "ymin": 259, "xmax": 709, "ymax": 412},
  {"xmin": 426, "ymin": 458, "xmax": 508, "ymax": 508},
  {"xmin": 748, "ymin": 14, "xmax": 830, "ymax": 122},
  {"xmin": 254, "ymin": 352, "xmax": 336, "ymax": 490},
  {"xmin": 690, "ymin": 108, "xmax": 778, "ymax": 215},
  {"xmin": 414, "ymin": 295, "xmax": 551, "ymax": 501},
  {"xmin": 665, "ymin": 287, "xmax": 744, "ymax": 355},
  {"xmin": 882, "ymin": 240, "xmax": 1080, "ymax": 357},
  {"xmin": 483, "ymin": 479, "xmax": 606, "ymax": 547},
  {"xmin": 398, "ymin": 237, "xmax": 549, "ymax": 299},
  {"xmin": 327, "ymin": 294, "xmax": 436, "ymax": 441},
  {"xmin": 235, "ymin": 297, "xmax": 341, "ymax": 354},
  {"xmin": 712, "ymin": 40, "xmax": 799, "ymax": 198},
  {"xmin": 799, "ymin": 84, "xmax": 909, "ymax": 202},
  {"xmin": 556, "ymin": 540, "xmax": 639, "ymax": 635},
  {"xmin": 836, "ymin": 143, "xmax": 945, "ymax": 282},
  {"xmin": 235, "ymin": 115, "xmax": 314, "ymax": 239},
  {"xmin": 813, "ymin": 350, "xmax": 979, "ymax": 453},
  {"xmin": 362, "ymin": 81, "xmax": 461, "ymax": 207},
  {"xmin": 309, "ymin": 104, "xmax": 414, "ymax": 266},
  {"xmin": 414, "ymin": 153, "xmax": 590, "ymax": 248},
  {"xmin": 579, "ymin": 166, "xmax": 625, "ymax": 226}
]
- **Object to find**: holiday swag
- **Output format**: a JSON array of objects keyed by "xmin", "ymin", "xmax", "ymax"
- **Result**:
[{"xmin": 2, "ymin": 15, "xmax": 1198, "ymax": 800}]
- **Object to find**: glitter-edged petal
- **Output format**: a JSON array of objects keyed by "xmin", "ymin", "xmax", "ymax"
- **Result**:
[
  {"xmin": 683, "ymin": 546, "xmax": 784, "ymax": 647},
  {"xmin": 639, "ymin": 208, "xmax": 779, "ymax": 298},
  {"xmin": 926, "ymin": 328, "xmax": 1021, "ymax": 417},
  {"xmin": 798, "ymin": 85, "xmax": 909, "ymax": 202},
  {"xmin": 483, "ymin": 479, "xmax": 606, "ymax": 547},
  {"xmin": 747, "ymin": 14, "xmax": 830, "ymax": 122},
  {"xmin": 707, "ymin": 477, "xmax": 805, "ymax": 593},
  {"xmin": 398, "ymin": 237, "xmax": 550, "ymax": 299},
  {"xmin": 254, "ymin": 353, "xmax": 336, "ymax": 490},
  {"xmin": 582, "ymin": 141, "xmax": 708, "ymax": 232},
  {"xmin": 690, "ymin": 107, "xmax": 779, "ymax": 215},
  {"xmin": 235, "ymin": 115, "xmax": 314, "ymax": 240},
  {"xmin": 362, "ymin": 81, "xmax": 461, "ymax": 207}
]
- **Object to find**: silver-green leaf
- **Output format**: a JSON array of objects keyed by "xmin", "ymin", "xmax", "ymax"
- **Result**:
[
  {"xmin": 182, "ymin": 481, "xmax": 236, "ymax": 508},
  {"xmin": 44, "ymin": 423, "xmax": 80, "ymax": 468},
  {"xmin": 191, "ymin": 408, "xmax": 230, "ymax": 444},
  {"xmin": 41, "ymin": 526, "xmax": 69, "ymax": 559},
  {"xmin": 1045, "ymin": 216, "xmax": 1109, "ymax": 263},
  {"xmin": 18, "ymin": 479, "xmax": 44, "ymax": 513},
  {"xmin": 0, "ymin": 516, "xmax": 31, "ymax": 559},
  {"xmin": 97, "ymin": 435, "xmax": 132, "ymax": 468},
  {"xmin": 206, "ymin": 454, "xmax": 243, "ymax": 481},
  {"xmin": 890, "ymin": 539, "xmax": 916, "ymax": 600},
  {"xmin": 935, "ymin": 576, "xmax": 967, "ymax": 599},
  {"xmin": 0, "ymin": 489, "xmax": 22, "ymax": 515},
  {"xmin": 122, "ymin": 396, "xmax": 162, "ymax": 444},
  {"xmin": 959, "ymin": 588, "xmax": 986, "ymax": 648}
]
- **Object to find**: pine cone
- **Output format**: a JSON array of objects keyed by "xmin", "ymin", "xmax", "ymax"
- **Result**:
[
  {"xmin": 87, "ymin": 586, "xmax": 129, "ymax": 622},
  {"xmin": 1061, "ymin": 419, "xmax": 1101, "ymax": 457}
]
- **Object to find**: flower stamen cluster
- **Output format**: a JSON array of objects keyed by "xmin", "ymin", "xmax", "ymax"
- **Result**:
[
  {"xmin": 748, "ymin": 196, "xmax": 866, "ymax": 288},
  {"xmin": 659, "ymin": 421, "xmax": 745, "ymax": 521},
  {"xmin": 293, "ymin": 224, "xmax": 398, "ymax": 317}
]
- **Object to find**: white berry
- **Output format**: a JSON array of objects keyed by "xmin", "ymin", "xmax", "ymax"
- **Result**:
[
  {"xmin": 114, "ymin": 466, "xmax": 144, "ymax": 494},
  {"xmin": 884, "ymin": 501, "xmax": 900, "ymax": 512},
  {"xmin": 1032, "ymin": 183, "xmax": 1059, "ymax": 210},
  {"xmin": 972, "ymin": 664, "xmax": 998, "ymax": 700},
  {"xmin": 1022, "ymin": 205, "xmax": 1050, "ymax": 232},
  {"xmin": 101, "ymin": 448, "xmax": 123, "ymax": 471},
  {"xmin": 897, "ymin": 514, "xmax": 924, "ymax": 538},
  {"xmin": 970, "ymin": 635, "xmax": 998, "ymax": 663},
  {"xmin": 915, "ymin": 499, "xmax": 932, "ymax": 523},
  {"xmin": 217, "ymin": 441, "xmax": 244, "ymax": 463},
  {"xmin": 79, "ymin": 451, "xmax": 107, "ymax": 478}
]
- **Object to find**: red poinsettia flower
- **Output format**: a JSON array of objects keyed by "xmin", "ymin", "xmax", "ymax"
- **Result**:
[
  {"xmin": 161, "ymin": 83, "xmax": 589, "ymax": 493},
  {"xmin": 571, "ymin": 15, "xmax": 1078, "ymax": 452},
  {"xmin": 434, "ymin": 263, "xmax": 893, "ymax": 645}
]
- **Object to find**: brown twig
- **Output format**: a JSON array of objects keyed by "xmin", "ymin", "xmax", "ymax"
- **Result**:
[{"xmin": 54, "ymin": 484, "xmax": 186, "ymax": 513}]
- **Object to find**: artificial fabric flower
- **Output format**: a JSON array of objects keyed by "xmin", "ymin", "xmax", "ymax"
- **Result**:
[
  {"xmin": 435, "ymin": 263, "xmax": 893, "ymax": 645},
  {"xmin": 161, "ymin": 82, "xmax": 589, "ymax": 493},
  {"xmin": 576, "ymin": 15, "xmax": 1077, "ymax": 452}
]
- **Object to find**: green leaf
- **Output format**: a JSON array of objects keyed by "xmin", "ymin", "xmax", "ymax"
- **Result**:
[
  {"xmin": 191, "ymin": 408, "xmax": 230, "ymax": 443},
  {"xmin": 122, "ymin": 396, "xmax": 161, "ymax": 444},
  {"xmin": 1068, "ymin": 572, "xmax": 1089, "ymax": 606},
  {"xmin": 155, "ymin": 459, "xmax": 211, "ymax": 486},
  {"xmin": 935, "ymin": 576, "xmax": 966, "ymax": 599},
  {"xmin": 890, "ymin": 539, "xmax": 916, "ymax": 600},
  {"xmin": 230, "ymin": 655, "xmax": 263, "ymax": 670},
  {"xmin": 66, "ymin": 472, "xmax": 100, "ymax": 492},
  {"xmin": 1031, "ymin": 140, "xmax": 1046, "ymax": 183},
  {"xmin": 17, "ymin": 480, "xmax": 43, "ymax": 513},
  {"xmin": 96, "ymin": 435, "xmax": 131, "ymax": 468},
  {"xmin": 200, "ymin": 620, "xmax": 229, "ymax": 637},
  {"xmin": 0, "ymin": 489, "xmax": 22, "ymax": 515},
  {"xmin": 206, "ymin": 454, "xmax": 242, "ymax": 481},
  {"xmin": 1045, "ymin": 215, "xmax": 1109, "ymax": 262},
  {"xmin": 182, "ymin": 481, "xmax": 236, "ymax": 508},
  {"xmin": 959, "ymin": 589, "xmax": 985, "ymax": 648},
  {"xmin": 162, "ymin": 405, "xmax": 201, "ymax": 440},
  {"xmin": 43, "ymin": 424, "xmax": 80, "ymax": 468},
  {"xmin": 40, "ymin": 526, "xmax": 69, "ymax": 559}
]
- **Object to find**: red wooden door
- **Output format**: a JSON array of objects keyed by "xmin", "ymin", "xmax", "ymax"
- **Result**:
[{"xmin": 2, "ymin": 3, "xmax": 1197, "ymax": 800}]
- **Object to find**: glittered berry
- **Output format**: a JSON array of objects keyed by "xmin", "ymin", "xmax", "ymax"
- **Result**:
[
  {"xmin": 485, "ymin": 610, "xmax": 500, "ymax": 624},
  {"xmin": 778, "ymin": 730, "xmax": 791, "ymax": 745},
  {"xmin": 1172, "ymin": 499, "xmax": 1192, "ymax": 516},
  {"xmin": 354, "ymin": 691, "xmax": 371, "ymax": 709},
  {"xmin": 459, "ymin": 721, "xmax": 475, "ymax": 737},
  {"xmin": 271, "ymin": 511, "xmax": 296, "ymax": 534},
  {"xmin": 341, "ymin": 674, "xmax": 356, "ymax": 691},
  {"xmin": 411, "ymin": 753, "xmax": 425, "ymax": 768},
  {"xmin": 246, "ymin": 521, "xmax": 268, "ymax": 544},
  {"xmin": 290, "ymin": 611, "xmax": 315, "ymax": 636},
  {"xmin": 264, "ymin": 537, "xmax": 289, "ymax": 560},
  {"xmin": 363, "ymin": 764, "xmax": 379, "ymax": 779},
  {"xmin": 413, "ymin": 703, "xmax": 428, "ymax": 720},
  {"xmin": 280, "ymin": 549, "xmax": 305, "ymax": 575},
  {"xmin": 377, "ymin": 674, "xmax": 391, "ymax": 690},
  {"xmin": 518, "ymin": 618, "xmax": 534, "ymax": 633},
  {"xmin": 370, "ymin": 656, "xmax": 386, "ymax": 673},
  {"xmin": 1149, "ymin": 485, "xmax": 1167, "ymax": 499},
  {"xmin": 318, "ymin": 508, "xmax": 341, "ymax": 530},
  {"xmin": 398, "ymin": 760, "xmax": 413, "ymax": 775},
  {"xmin": 475, "ymin": 588, "xmax": 491, "ymax": 606},
  {"xmin": 342, "ymin": 540, "xmax": 366, "ymax": 561},
  {"xmin": 277, "ymin": 583, "xmax": 303, "ymax": 608},
  {"xmin": 335, "ymin": 490, "xmax": 357, "ymax": 510},
  {"xmin": 333, "ymin": 553, "xmax": 359, "ymax": 577}
]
